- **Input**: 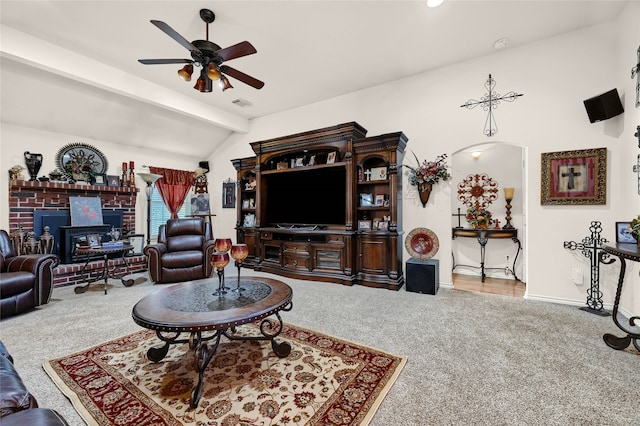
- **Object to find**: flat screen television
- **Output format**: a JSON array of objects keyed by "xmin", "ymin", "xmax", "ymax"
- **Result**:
[{"xmin": 265, "ymin": 168, "xmax": 346, "ymax": 226}]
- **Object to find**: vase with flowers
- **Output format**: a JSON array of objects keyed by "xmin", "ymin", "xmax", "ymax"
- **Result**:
[
  {"xmin": 466, "ymin": 206, "xmax": 493, "ymax": 229},
  {"xmin": 629, "ymin": 215, "xmax": 640, "ymax": 244},
  {"xmin": 405, "ymin": 152, "xmax": 451, "ymax": 207}
]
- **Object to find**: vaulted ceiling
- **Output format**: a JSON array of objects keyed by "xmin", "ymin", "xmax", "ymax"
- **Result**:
[{"xmin": 0, "ymin": 1, "xmax": 628, "ymax": 158}]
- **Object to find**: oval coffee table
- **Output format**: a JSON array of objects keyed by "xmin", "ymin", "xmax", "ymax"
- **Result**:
[{"xmin": 132, "ymin": 276, "xmax": 293, "ymax": 408}]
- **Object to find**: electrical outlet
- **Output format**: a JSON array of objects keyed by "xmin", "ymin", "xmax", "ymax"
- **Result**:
[{"xmin": 572, "ymin": 267, "xmax": 583, "ymax": 285}]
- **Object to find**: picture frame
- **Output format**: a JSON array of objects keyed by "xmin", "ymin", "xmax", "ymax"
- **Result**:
[
  {"xmin": 126, "ymin": 233, "xmax": 145, "ymax": 255},
  {"xmin": 378, "ymin": 220, "xmax": 389, "ymax": 231},
  {"xmin": 276, "ymin": 161, "xmax": 288, "ymax": 170},
  {"xmin": 107, "ymin": 175, "xmax": 120, "ymax": 187},
  {"xmin": 295, "ymin": 157, "xmax": 305, "ymax": 167},
  {"xmin": 87, "ymin": 233, "xmax": 100, "ymax": 247},
  {"xmin": 373, "ymin": 218, "xmax": 380, "ymax": 229},
  {"xmin": 615, "ymin": 222, "xmax": 636, "ymax": 244},
  {"xmin": 243, "ymin": 213, "xmax": 256, "ymax": 227},
  {"xmin": 69, "ymin": 196, "xmax": 104, "ymax": 226},
  {"xmin": 222, "ymin": 182, "xmax": 235, "ymax": 209},
  {"xmin": 369, "ymin": 167, "xmax": 388, "ymax": 181},
  {"xmin": 375, "ymin": 194, "xmax": 385, "ymax": 207},
  {"xmin": 93, "ymin": 174, "xmax": 107, "ymax": 186},
  {"xmin": 540, "ymin": 147, "xmax": 607, "ymax": 205},
  {"xmin": 190, "ymin": 193, "xmax": 210, "ymax": 214},
  {"xmin": 326, "ymin": 152, "xmax": 336, "ymax": 164},
  {"xmin": 360, "ymin": 193, "xmax": 374, "ymax": 207},
  {"xmin": 358, "ymin": 220, "xmax": 372, "ymax": 230},
  {"xmin": 308, "ymin": 155, "xmax": 316, "ymax": 166}
]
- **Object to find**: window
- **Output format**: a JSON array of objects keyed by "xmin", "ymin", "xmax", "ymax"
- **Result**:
[{"xmin": 149, "ymin": 190, "xmax": 190, "ymax": 238}]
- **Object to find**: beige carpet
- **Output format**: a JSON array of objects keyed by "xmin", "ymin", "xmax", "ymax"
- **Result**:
[{"xmin": 44, "ymin": 321, "xmax": 406, "ymax": 425}]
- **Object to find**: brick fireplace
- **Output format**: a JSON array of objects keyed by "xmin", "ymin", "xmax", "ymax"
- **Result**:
[{"xmin": 8, "ymin": 180, "xmax": 146, "ymax": 286}]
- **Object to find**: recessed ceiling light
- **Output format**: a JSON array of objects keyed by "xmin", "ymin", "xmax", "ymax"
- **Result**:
[
  {"xmin": 427, "ymin": 0, "xmax": 444, "ymax": 8},
  {"xmin": 493, "ymin": 38, "xmax": 509, "ymax": 49}
]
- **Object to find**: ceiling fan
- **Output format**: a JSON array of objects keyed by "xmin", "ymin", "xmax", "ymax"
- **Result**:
[{"xmin": 138, "ymin": 9, "xmax": 264, "ymax": 93}]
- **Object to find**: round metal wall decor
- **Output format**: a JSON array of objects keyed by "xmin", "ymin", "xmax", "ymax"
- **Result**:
[
  {"xmin": 55, "ymin": 143, "xmax": 108, "ymax": 181},
  {"xmin": 457, "ymin": 173, "xmax": 498, "ymax": 209},
  {"xmin": 405, "ymin": 227, "xmax": 439, "ymax": 260}
]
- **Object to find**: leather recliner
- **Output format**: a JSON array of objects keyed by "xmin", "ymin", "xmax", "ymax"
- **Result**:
[
  {"xmin": 0, "ymin": 230, "xmax": 60, "ymax": 319},
  {"xmin": 144, "ymin": 218, "xmax": 215, "ymax": 284}
]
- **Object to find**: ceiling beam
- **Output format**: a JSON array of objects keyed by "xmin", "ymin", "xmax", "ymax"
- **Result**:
[{"xmin": 0, "ymin": 25, "xmax": 249, "ymax": 133}]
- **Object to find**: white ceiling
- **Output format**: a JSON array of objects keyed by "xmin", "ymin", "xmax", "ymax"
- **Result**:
[{"xmin": 0, "ymin": 0, "xmax": 628, "ymax": 158}]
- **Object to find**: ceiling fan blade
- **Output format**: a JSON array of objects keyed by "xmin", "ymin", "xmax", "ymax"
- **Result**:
[
  {"xmin": 220, "ymin": 65, "xmax": 264, "ymax": 89},
  {"xmin": 150, "ymin": 20, "xmax": 199, "ymax": 52},
  {"xmin": 216, "ymin": 41, "xmax": 257, "ymax": 62},
  {"xmin": 138, "ymin": 59, "xmax": 193, "ymax": 65}
]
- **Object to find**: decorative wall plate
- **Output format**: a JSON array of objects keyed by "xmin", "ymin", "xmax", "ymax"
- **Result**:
[
  {"xmin": 56, "ymin": 143, "xmax": 108, "ymax": 181},
  {"xmin": 405, "ymin": 227, "xmax": 439, "ymax": 260}
]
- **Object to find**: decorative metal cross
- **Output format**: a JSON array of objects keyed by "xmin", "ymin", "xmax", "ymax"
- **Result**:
[
  {"xmin": 632, "ymin": 45, "xmax": 639, "ymax": 107},
  {"xmin": 452, "ymin": 207, "xmax": 465, "ymax": 228},
  {"xmin": 460, "ymin": 74, "xmax": 523, "ymax": 137},
  {"xmin": 563, "ymin": 221, "xmax": 614, "ymax": 316}
]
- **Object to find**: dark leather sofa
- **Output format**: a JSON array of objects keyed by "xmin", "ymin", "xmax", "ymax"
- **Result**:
[
  {"xmin": 144, "ymin": 218, "xmax": 215, "ymax": 284},
  {"xmin": 0, "ymin": 340, "xmax": 69, "ymax": 425},
  {"xmin": 0, "ymin": 230, "xmax": 60, "ymax": 319}
]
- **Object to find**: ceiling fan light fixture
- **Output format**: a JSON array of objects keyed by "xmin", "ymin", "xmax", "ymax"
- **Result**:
[
  {"xmin": 207, "ymin": 64, "xmax": 222, "ymax": 81},
  {"xmin": 177, "ymin": 64, "xmax": 194, "ymax": 81},
  {"xmin": 194, "ymin": 78, "xmax": 206, "ymax": 92},
  {"xmin": 221, "ymin": 75, "xmax": 233, "ymax": 91}
]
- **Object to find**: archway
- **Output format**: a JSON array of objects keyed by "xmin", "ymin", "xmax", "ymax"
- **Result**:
[{"xmin": 450, "ymin": 142, "xmax": 527, "ymax": 296}]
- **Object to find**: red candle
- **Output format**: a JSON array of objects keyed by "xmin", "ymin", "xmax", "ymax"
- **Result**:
[
  {"xmin": 129, "ymin": 161, "xmax": 134, "ymax": 170},
  {"xmin": 122, "ymin": 162, "xmax": 127, "ymax": 171}
]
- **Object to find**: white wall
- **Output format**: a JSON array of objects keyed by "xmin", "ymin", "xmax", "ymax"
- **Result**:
[{"xmin": 209, "ymin": 9, "xmax": 639, "ymax": 316}]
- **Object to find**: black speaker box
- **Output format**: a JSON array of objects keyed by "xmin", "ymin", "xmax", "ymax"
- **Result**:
[
  {"xmin": 583, "ymin": 88, "xmax": 624, "ymax": 123},
  {"xmin": 406, "ymin": 258, "xmax": 439, "ymax": 295},
  {"xmin": 199, "ymin": 161, "xmax": 210, "ymax": 173}
]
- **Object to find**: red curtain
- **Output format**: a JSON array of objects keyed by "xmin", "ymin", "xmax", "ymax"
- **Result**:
[{"xmin": 149, "ymin": 167, "xmax": 195, "ymax": 219}]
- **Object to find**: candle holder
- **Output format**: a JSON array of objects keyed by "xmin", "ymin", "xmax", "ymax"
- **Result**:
[
  {"xmin": 211, "ymin": 252, "xmax": 230, "ymax": 296},
  {"xmin": 503, "ymin": 187, "xmax": 515, "ymax": 229},
  {"xmin": 214, "ymin": 238, "xmax": 233, "ymax": 290},
  {"xmin": 230, "ymin": 244, "xmax": 249, "ymax": 292}
]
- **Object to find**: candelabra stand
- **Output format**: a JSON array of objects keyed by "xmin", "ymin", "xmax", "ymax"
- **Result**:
[
  {"xmin": 137, "ymin": 173, "xmax": 163, "ymax": 245},
  {"xmin": 503, "ymin": 187, "xmax": 515, "ymax": 229}
]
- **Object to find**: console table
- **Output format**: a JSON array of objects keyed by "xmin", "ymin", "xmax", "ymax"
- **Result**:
[
  {"xmin": 601, "ymin": 243, "xmax": 640, "ymax": 351},
  {"xmin": 452, "ymin": 228, "xmax": 521, "ymax": 282}
]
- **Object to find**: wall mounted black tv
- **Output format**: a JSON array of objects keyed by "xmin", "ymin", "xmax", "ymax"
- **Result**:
[
  {"xmin": 265, "ymin": 168, "xmax": 346, "ymax": 226},
  {"xmin": 583, "ymin": 88, "xmax": 624, "ymax": 123}
]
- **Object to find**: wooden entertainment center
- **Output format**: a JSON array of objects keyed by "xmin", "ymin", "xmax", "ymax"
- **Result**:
[{"xmin": 232, "ymin": 122, "xmax": 407, "ymax": 290}]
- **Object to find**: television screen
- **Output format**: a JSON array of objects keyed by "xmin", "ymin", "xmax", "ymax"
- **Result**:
[{"xmin": 265, "ymin": 168, "xmax": 346, "ymax": 226}]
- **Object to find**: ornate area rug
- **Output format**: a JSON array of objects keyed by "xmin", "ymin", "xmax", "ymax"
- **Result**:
[{"xmin": 44, "ymin": 323, "xmax": 406, "ymax": 425}]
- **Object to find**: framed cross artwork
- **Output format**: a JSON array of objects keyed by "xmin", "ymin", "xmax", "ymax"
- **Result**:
[{"xmin": 540, "ymin": 148, "xmax": 607, "ymax": 205}]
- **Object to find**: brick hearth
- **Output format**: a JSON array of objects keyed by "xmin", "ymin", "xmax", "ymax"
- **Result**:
[{"xmin": 8, "ymin": 180, "xmax": 146, "ymax": 286}]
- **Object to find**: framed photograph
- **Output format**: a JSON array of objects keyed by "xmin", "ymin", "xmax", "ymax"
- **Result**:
[
  {"xmin": 308, "ymin": 155, "xmax": 316, "ymax": 166},
  {"xmin": 70, "ymin": 196, "xmax": 104, "ymax": 226},
  {"xmin": 126, "ymin": 233, "xmax": 145, "ymax": 255},
  {"xmin": 243, "ymin": 213, "xmax": 256, "ymax": 227},
  {"xmin": 87, "ymin": 233, "xmax": 100, "ymax": 247},
  {"xmin": 190, "ymin": 193, "xmax": 210, "ymax": 214},
  {"xmin": 378, "ymin": 220, "xmax": 389, "ymax": 231},
  {"xmin": 222, "ymin": 182, "xmax": 235, "ymax": 209},
  {"xmin": 373, "ymin": 218, "xmax": 380, "ymax": 229},
  {"xmin": 93, "ymin": 174, "xmax": 107, "ymax": 186},
  {"xmin": 327, "ymin": 152, "xmax": 336, "ymax": 164},
  {"xmin": 540, "ymin": 147, "xmax": 606, "ymax": 205},
  {"xmin": 107, "ymin": 175, "xmax": 120, "ymax": 187},
  {"xmin": 615, "ymin": 222, "xmax": 636, "ymax": 244},
  {"xmin": 375, "ymin": 194, "xmax": 385, "ymax": 207},
  {"xmin": 369, "ymin": 167, "xmax": 388, "ymax": 181},
  {"xmin": 358, "ymin": 220, "xmax": 372, "ymax": 230},
  {"xmin": 276, "ymin": 161, "xmax": 288, "ymax": 170},
  {"xmin": 360, "ymin": 193, "xmax": 374, "ymax": 207},
  {"xmin": 295, "ymin": 157, "xmax": 305, "ymax": 167}
]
